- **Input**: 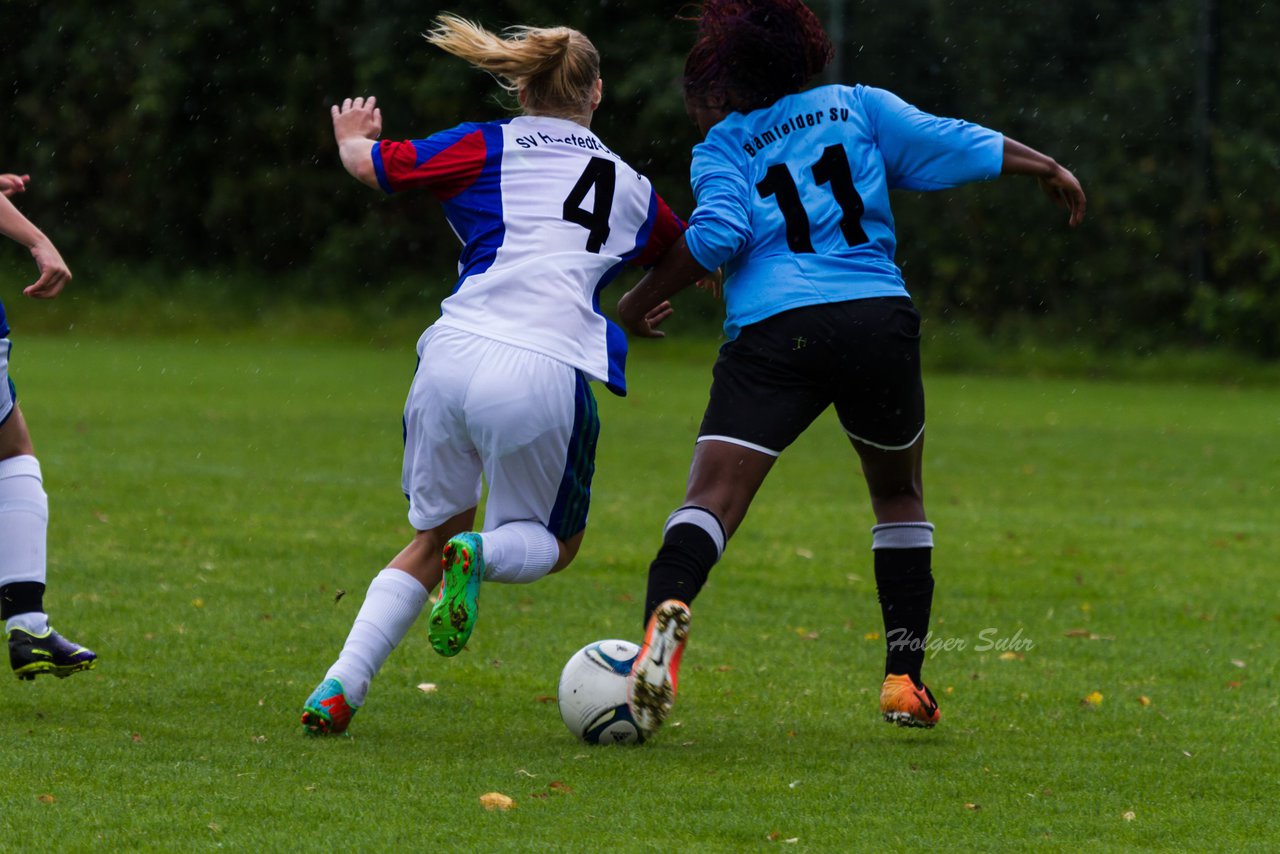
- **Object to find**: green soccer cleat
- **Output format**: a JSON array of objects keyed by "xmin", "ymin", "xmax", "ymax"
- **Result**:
[
  {"xmin": 301, "ymin": 677, "xmax": 358, "ymax": 735},
  {"xmin": 428, "ymin": 532, "xmax": 485, "ymax": 657},
  {"xmin": 8, "ymin": 626, "xmax": 98, "ymax": 681}
]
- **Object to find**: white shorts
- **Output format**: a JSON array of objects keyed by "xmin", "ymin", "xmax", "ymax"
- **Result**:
[
  {"xmin": 402, "ymin": 324, "xmax": 600, "ymax": 538},
  {"xmin": 0, "ymin": 338, "xmax": 14, "ymax": 427}
]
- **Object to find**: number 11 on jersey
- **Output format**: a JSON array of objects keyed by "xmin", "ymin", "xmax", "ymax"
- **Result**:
[{"xmin": 756, "ymin": 143, "xmax": 868, "ymax": 254}]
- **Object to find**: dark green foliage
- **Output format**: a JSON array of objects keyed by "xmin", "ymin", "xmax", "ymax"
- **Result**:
[{"xmin": 3, "ymin": 0, "xmax": 1277, "ymax": 354}]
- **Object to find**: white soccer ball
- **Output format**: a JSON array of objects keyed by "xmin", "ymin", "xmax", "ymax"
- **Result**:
[{"xmin": 558, "ymin": 639, "xmax": 643, "ymax": 745}]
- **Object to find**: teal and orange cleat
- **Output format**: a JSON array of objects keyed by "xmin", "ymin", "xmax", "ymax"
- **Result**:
[
  {"xmin": 627, "ymin": 599, "xmax": 691, "ymax": 741},
  {"xmin": 880, "ymin": 673, "xmax": 941, "ymax": 728},
  {"xmin": 302, "ymin": 678, "xmax": 358, "ymax": 735},
  {"xmin": 8, "ymin": 626, "xmax": 97, "ymax": 681},
  {"xmin": 428, "ymin": 533, "xmax": 485, "ymax": 657}
]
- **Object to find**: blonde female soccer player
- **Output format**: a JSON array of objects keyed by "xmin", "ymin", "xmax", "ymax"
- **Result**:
[{"xmin": 302, "ymin": 15, "xmax": 685, "ymax": 735}]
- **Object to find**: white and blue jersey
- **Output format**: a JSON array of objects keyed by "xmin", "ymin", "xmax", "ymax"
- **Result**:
[
  {"xmin": 683, "ymin": 84, "xmax": 1003, "ymax": 339},
  {"xmin": 373, "ymin": 115, "xmax": 684, "ymax": 395}
]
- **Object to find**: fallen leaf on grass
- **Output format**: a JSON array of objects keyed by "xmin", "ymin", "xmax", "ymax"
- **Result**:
[
  {"xmin": 416, "ymin": 683, "xmax": 437, "ymax": 693},
  {"xmin": 1137, "ymin": 696, "xmax": 1151, "ymax": 706},
  {"xmin": 1064, "ymin": 629, "xmax": 1113, "ymax": 640},
  {"xmin": 334, "ymin": 589, "xmax": 346, "ymax": 603},
  {"xmin": 998, "ymin": 651, "xmax": 1023, "ymax": 661},
  {"xmin": 964, "ymin": 803, "xmax": 981, "ymax": 811},
  {"xmin": 38, "ymin": 794, "xmax": 56, "ymax": 805},
  {"xmin": 863, "ymin": 632, "xmax": 880, "ymax": 641},
  {"xmin": 1230, "ymin": 659, "xmax": 1246, "ymax": 668},
  {"xmin": 131, "ymin": 732, "xmax": 143, "ymax": 743},
  {"xmin": 533, "ymin": 694, "xmax": 555, "ymax": 703},
  {"xmin": 479, "ymin": 792, "xmax": 515, "ymax": 811},
  {"xmin": 1123, "ymin": 811, "xmax": 1136, "ymax": 821},
  {"xmin": 1226, "ymin": 680, "xmax": 1243, "ymax": 689},
  {"xmin": 548, "ymin": 781, "xmax": 572, "ymax": 794},
  {"xmin": 1082, "ymin": 691, "xmax": 1104, "ymax": 707}
]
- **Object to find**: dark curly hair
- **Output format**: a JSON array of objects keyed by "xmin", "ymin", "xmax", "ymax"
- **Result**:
[{"xmin": 683, "ymin": 0, "xmax": 833, "ymax": 114}]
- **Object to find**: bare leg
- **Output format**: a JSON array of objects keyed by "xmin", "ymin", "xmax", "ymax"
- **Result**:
[{"xmin": 0, "ymin": 403, "xmax": 36, "ymax": 460}]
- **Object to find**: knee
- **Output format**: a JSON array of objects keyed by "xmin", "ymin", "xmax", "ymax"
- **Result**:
[{"xmin": 550, "ymin": 531, "xmax": 585, "ymax": 573}]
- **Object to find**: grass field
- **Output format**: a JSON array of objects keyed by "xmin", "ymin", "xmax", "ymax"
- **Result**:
[{"xmin": 2, "ymin": 331, "xmax": 1276, "ymax": 850}]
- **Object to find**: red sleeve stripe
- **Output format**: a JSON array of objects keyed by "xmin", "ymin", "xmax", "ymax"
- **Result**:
[
  {"xmin": 378, "ymin": 130, "xmax": 488, "ymax": 200},
  {"xmin": 631, "ymin": 193, "xmax": 687, "ymax": 267}
]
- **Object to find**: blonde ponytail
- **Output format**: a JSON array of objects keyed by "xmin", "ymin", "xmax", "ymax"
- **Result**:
[{"xmin": 426, "ymin": 14, "xmax": 600, "ymax": 117}]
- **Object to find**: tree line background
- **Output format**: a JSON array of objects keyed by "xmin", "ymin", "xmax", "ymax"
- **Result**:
[{"xmin": 3, "ymin": 0, "xmax": 1277, "ymax": 355}]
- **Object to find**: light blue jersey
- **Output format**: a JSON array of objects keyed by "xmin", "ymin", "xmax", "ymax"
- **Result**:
[{"xmin": 683, "ymin": 84, "xmax": 1003, "ymax": 339}]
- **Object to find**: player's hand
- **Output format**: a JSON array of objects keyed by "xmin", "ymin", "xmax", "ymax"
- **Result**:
[
  {"xmin": 332, "ymin": 96, "xmax": 383, "ymax": 143},
  {"xmin": 636, "ymin": 300, "xmax": 675, "ymax": 338},
  {"xmin": 618, "ymin": 289, "xmax": 674, "ymax": 339},
  {"xmin": 0, "ymin": 174, "xmax": 30, "ymax": 197},
  {"xmin": 24, "ymin": 236, "xmax": 71, "ymax": 299},
  {"xmin": 695, "ymin": 268, "xmax": 724, "ymax": 300},
  {"xmin": 1039, "ymin": 164, "xmax": 1086, "ymax": 227}
]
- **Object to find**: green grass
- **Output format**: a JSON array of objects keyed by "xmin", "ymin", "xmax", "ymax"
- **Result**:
[{"xmin": 2, "ymin": 332, "xmax": 1276, "ymax": 850}]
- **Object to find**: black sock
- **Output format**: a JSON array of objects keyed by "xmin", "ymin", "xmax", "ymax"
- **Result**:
[
  {"xmin": 643, "ymin": 509, "xmax": 724, "ymax": 627},
  {"xmin": 0, "ymin": 581, "xmax": 46, "ymax": 620},
  {"xmin": 874, "ymin": 548, "xmax": 934, "ymax": 683}
]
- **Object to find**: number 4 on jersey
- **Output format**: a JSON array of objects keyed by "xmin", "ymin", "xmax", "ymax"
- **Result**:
[
  {"xmin": 563, "ymin": 157, "xmax": 616, "ymax": 253},
  {"xmin": 756, "ymin": 143, "xmax": 868, "ymax": 254}
]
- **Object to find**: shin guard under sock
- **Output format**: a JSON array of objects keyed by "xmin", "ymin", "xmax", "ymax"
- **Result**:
[
  {"xmin": 643, "ymin": 506, "xmax": 725, "ymax": 626},
  {"xmin": 872, "ymin": 522, "xmax": 935, "ymax": 683}
]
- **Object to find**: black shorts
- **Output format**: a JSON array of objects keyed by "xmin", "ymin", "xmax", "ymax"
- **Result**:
[{"xmin": 698, "ymin": 297, "xmax": 924, "ymax": 455}]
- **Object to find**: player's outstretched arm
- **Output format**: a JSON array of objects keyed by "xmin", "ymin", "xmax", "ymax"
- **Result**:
[
  {"xmin": 0, "ymin": 190, "xmax": 70, "ymax": 298},
  {"xmin": 1001, "ymin": 137, "xmax": 1086, "ymax": 227},
  {"xmin": 617, "ymin": 236, "xmax": 710, "ymax": 339},
  {"xmin": 332, "ymin": 96, "xmax": 383, "ymax": 189}
]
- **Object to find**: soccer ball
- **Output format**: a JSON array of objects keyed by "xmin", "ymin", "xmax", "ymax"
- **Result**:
[{"xmin": 557, "ymin": 639, "xmax": 643, "ymax": 745}]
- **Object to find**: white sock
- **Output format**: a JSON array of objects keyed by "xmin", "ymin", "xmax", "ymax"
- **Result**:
[
  {"xmin": 325, "ymin": 567, "xmax": 429, "ymax": 707},
  {"xmin": 5, "ymin": 613, "xmax": 50, "ymax": 635},
  {"xmin": 480, "ymin": 521, "xmax": 560, "ymax": 584},
  {"xmin": 0, "ymin": 455, "xmax": 48, "ymax": 589}
]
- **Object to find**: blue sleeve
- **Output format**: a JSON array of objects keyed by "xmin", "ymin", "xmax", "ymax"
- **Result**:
[
  {"xmin": 862, "ymin": 87, "xmax": 1004, "ymax": 191},
  {"xmin": 682, "ymin": 134, "xmax": 754, "ymax": 271}
]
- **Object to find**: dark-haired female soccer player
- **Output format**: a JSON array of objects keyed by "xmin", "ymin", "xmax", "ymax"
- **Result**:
[
  {"xmin": 301, "ymin": 14, "xmax": 684, "ymax": 735},
  {"xmin": 618, "ymin": 0, "xmax": 1085, "ymax": 738}
]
